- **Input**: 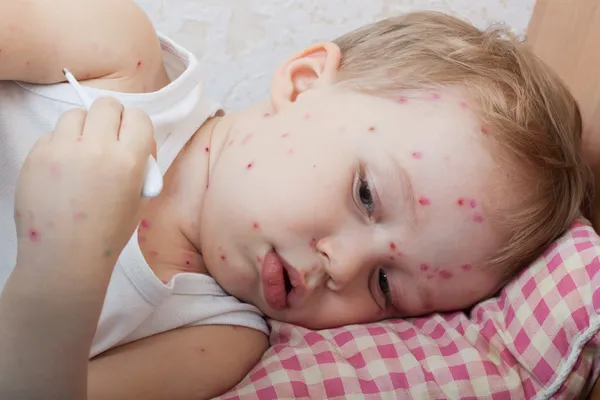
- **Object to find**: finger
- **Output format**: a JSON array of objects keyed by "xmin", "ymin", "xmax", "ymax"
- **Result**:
[
  {"xmin": 52, "ymin": 108, "xmax": 87, "ymax": 142},
  {"xmin": 118, "ymin": 106, "xmax": 155, "ymax": 157},
  {"xmin": 82, "ymin": 97, "xmax": 124, "ymax": 141}
]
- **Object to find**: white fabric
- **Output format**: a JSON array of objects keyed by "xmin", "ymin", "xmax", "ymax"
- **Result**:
[{"xmin": 0, "ymin": 34, "xmax": 268, "ymax": 357}]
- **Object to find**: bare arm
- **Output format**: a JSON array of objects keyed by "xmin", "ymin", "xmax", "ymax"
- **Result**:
[
  {"xmin": 89, "ymin": 325, "xmax": 268, "ymax": 400},
  {"xmin": 0, "ymin": 0, "xmax": 165, "ymax": 89}
]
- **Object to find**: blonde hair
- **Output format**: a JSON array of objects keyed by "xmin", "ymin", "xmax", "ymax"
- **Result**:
[{"xmin": 332, "ymin": 11, "xmax": 593, "ymax": 278}]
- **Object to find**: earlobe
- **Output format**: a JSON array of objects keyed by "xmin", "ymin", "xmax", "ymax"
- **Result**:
[{"xmin": 270, "ymin": 42, "xmax": 342, "ymax": 112}]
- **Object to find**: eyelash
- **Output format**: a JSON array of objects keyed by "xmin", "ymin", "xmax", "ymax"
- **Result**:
[
  {"xmin": 378, "ymin": 269, "xmax": 392, "ymax": 308},
  {"xmin": 357, "ymin": 171, "xmax": 375, "ymax": 217}
]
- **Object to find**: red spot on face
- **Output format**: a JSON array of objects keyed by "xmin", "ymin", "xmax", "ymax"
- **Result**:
[
  {"xmin": 140, "ymin": 219, "xmax": 151, "ymax": 229},
  {"xmin": 252, "ymin": 222, "xmax": 260, "ymax": 230},
  {"xmin": 309, "ymin": 238, "xmax": 317, "ymax": 249},
  {"xmin": 286, "ymin": 148, "xmax": 294, "ymax": 155},
  {"xmin": 389, "ymin": 242, "xmax": 397, "ymax": 251},
  {"xmin": 246, "ymin": 162, "xmax": 254, "ymax": 169},
  {"xmin": 461, "ymin": 264, "xmax": 472, "ymax": 271},
  {"xmin": 397, "ymin": 96, "xmax": 408, "ymax": 104},
  {"xmin": 149, "ymin": 250, "xmax": 159, "ymax": 257},
  {"xmin": 281, "ymin": 133, "xmax": 290, "ymax": 138},
  {"xmin": 220, "ymin": 255, "xmax": 227, "ymax": 261},
  {"xmin": 469, "ymin": 199, "xmax": 477, "ymax": 209},
  {"xmin": 439, "ymin": 270, "xmax": 453, "ymax": 279},
  {"xmin": 459, "ymin": 101, "xmax": 468, "ymax": 109},
  {"xmin": 420, "ymin": 264, "xmax": 430, "ymax": 272},
  {"xmin": 137, "ymin": 60, "xmax": 142, "ymax": 69},
  {"xmin": 481, "ymin": 126, "xmax": 488, "ymax": 135},
  {"xmin": 205, "ymin": 147, "xmax": 210, "ymax": 153},
  {"xmin": 263, "ymin": 112, "xmax": 271, "ymax": 118},
  {"xmin": 76, "ymin": 137, "xmax": 83, "ymax": 142},
  {"xmin": 28, "ymin": 228, "xmax": 41, "ymax": 242},
  {"xmin": 138, "ymin": 236, "xmax": 147, "ymax": 243},
  {"xmin": 431, "ymin": 93, "xmax": 441, "ymax": 100},
  {"xmin": 411, "ymin": 152, "xmax": 423, "ymax": 159},
  {"xmin": 457, "ymin": 198, "xmax": 465, "ymax": 206},
  {"xmin": 304, "ymin": 113, "xmax": 311, "ymax": 120},
  {"xmin": 74, "ymin": 211, "xmax": 87, "ymax": 220},
  {"xmin": 241, "ymin": 133, "xmax": 254, "ymax": 145},
  {"xmin": 256, "ymin": 255, "xmax": 263, "ymax": 263},
  {"xmin": 418, "ymin": 196, "xmax": 431, "ymax": 206},
  {"xmin": 368, "ymin": 126, "xmax": 376, "ymax": 132},
  {"xmin": 227, "ymin": 139, "xmax": 235, "ymax": 146},
  {"xmin": 185, "ymin": 260, "xmax": 191, "ymax": 265},
  {"xmin": 473, "ymin": 214, "xmax": 484, "ymax": 223}
]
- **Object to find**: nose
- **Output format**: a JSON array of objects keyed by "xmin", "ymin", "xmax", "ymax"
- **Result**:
[{"xmin": 314, "ymin": 235, "xmax": 367, "ymax": 292}]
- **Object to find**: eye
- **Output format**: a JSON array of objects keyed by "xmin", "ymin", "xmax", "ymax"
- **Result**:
[
  {"xmin": 378, "ymin": 269, "xmax": 392, "ymax": 308},
  {"xmin": 357, "ymin": 172, "xmax": 375, "ymax": 216}
]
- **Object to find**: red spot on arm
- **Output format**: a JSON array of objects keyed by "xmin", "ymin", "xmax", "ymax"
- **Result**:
[
  {"xmin": 457, "ymin": 198, "xmax": 465, "ymax": 206},
  {"xmin": 418, "ymin": 196, "xmax": 431, "ymax": 206},
  {"xmin": 246, "ymin": 162, "xmax": 254, "ymax": 169},
  {"xmin": 389, "ymin": 242, "xmax": 397, "ymax": 251},
  {"xmin": 420, "ymin": 264, "xmax": 429, "ymax": 272},
  {"xmin": 252, "ymin": 222, "xmax": 260, "ymax": 230},
  {"xmin": 461, "ymin": 264, "xmax": 472, "ymax": 271},
  {"xmin": 411, "ymin": 152, "xmax": 422, "ymax": 159},
  {"xmin": 469, "ymin": 199, "xmax": 477, "ymax": 209},
  {"xmin": 28, "ymin": 228, "xmax": 41, "ymax": 242},
  {"xmin": 439, "ymin": 270, "xmax": 453, "ymax": 279},
  {"xmin": 140, "ymin": 219, "xmax": 151, "ymax": 229}
]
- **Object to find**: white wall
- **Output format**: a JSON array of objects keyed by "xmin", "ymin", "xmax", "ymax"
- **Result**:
[{"xmin": 134, "ymin": 0, "xmax": 535, "ymax": 110}]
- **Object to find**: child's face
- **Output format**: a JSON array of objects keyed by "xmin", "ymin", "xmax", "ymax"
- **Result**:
[{"xmin": 200, "ymin": 87, "xmax": 508, "ymax": 329}]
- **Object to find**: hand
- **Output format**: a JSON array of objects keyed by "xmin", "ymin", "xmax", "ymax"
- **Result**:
[{"xmin": 14, "ymin": 97, "xmax": 155, "ymax": 266}]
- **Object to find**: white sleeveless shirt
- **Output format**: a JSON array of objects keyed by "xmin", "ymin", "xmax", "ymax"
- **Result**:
[{"xmin": 0, "ymin": 34, "xmax": 268, "ymax": 357}]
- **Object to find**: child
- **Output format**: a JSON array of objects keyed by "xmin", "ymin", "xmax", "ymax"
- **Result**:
[{"xmin": 0, "ymin": 0, "xmax": 592, "ymax": 398}]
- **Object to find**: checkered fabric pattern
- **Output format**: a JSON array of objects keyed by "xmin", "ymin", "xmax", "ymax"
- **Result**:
[{"xmin": 219, "ymin": 220, "xmax": 600, "ymax": 400}]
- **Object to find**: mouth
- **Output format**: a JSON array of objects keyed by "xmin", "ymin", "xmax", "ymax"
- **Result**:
[{"xmin": 260, "ymin": 249, "xmax": 306, "ymax": 311}]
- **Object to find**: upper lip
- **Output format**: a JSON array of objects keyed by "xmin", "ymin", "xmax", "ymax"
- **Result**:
[{"xmin": 278, "ymin": 255, "xmax": 307, "ymax": 293}]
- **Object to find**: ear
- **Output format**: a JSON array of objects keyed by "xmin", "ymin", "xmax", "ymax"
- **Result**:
[{"xmin": 270, "ymin": 42, "xmax": 342, "ymax": 112}]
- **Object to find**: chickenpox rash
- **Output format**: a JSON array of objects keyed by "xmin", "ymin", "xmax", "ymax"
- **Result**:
[
  {"xmin": 256, "ymin": 255, "xmax": 263, "ymax": 263},
  {"xmin": 281, "ymin": 133, "xmax": 290, "ymax": 138},
  {"xmin": 252, "ymin": 222, "xmax": 260, "ymax": 230},
  {"xmin": 138, "ymin": 236, "xmax": 147, "ymax": 244},
  {"xmin": 420, "ymin": 264, "xmax": 430, "ymax": 272},
  {"xmin": 481, "ymin": 126, "xmax": 489, "ymax": 135},
  {"xmin": 263, "ymin": 112, "xmax": 271, "ymax": 118},
  {"xmin": 473, "ymin": 214, "xmax": 485, "ymax": 223},
  {"xmin": 304, "ymin": 113, "xmax": 311, "ymax": 120},
  {"xmin": 246, "ymin": 162, "xmax": 254, "ymax": 170},
  {"xmin": 411, "ymin": 152, "xmax": 423, "ymax": 159},
  {"xmin": 461, "ymin": 264, "xmax": 472, "ymax": 271},
  {"xmin": 140, "ymin": 220, "xmax": 151, "ymax": 229},
  {"xmin": 458, "ymin": 198, "xmax": 465, "ymax": 206},
  {"xmin": 220, "ymin": 255, "xmax": 227, "ymax": 261},
  {"xmin": 397, "ymin": 96, "xmax": 408, "ymax": 104},
  {"xmin": 76, "ymin": 137, "xmax": 83, "ymax": 142},
  {"xmin": 459, "ymin": 101, "xmax": 468, "ymax": 109},
  {"xmin": 309, "ymin": 238, "xmax": 317, "ymax": 249},
  {"xmin": 469, "ymin": 199, "xmax": 477, "ymax": 209},
  {"xmin": 418, "ymin": 196, "xmax": 431, "ymax": 206},
  {"xmin": 427, "ymin": 274, "xmax": 435, "ymax": 280},
  {"xmin": 74, "ymin": 212, "xmax": 88, "ymax": 220},
  {"xmin": 389, "ymin": 256, "xmax": 395, "ymax": 261},
  {"xmin": 28, "ymin": 228, "xmax": 41, "ymax": 242},
  {"xmin": 431, "ymin": 93, "xmax": 441, "ymax": 100},
  {"xmin": 241, "ymin": 133, "xmax": 254, "ymax": 145},
  {"xmin": 439, "ymin": 270, "xmax": 453, "ymax": 279},
  {"xmin": 389, "ymin": 242, "xmax": 397, "ymax": 251},
  {"xmin": 205, "ymin": 147, "xmax": 210, "ymax": 153}
]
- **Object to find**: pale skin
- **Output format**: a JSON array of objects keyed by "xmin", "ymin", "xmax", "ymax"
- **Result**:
[{"xmin": 2, "ymin": 0, "xmax": 571, "ymax": 398}]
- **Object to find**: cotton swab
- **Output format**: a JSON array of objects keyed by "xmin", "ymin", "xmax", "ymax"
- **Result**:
[{"xmin": 62, "ymin": 68, "xmax": 163, "ymax": 198}]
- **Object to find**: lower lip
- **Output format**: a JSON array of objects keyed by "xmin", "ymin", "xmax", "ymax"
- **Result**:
[{"xmin": 261, "ymin": 250, "xmax": 287, "ymax": 310}]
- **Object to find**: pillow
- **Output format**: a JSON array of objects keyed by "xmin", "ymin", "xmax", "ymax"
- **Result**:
[{"xmin": 219, "ymin": 220, "xmax": 600, "ymax": 399}]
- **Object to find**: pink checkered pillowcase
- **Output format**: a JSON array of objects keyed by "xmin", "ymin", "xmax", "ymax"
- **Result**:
[{"xmin": 220, "ymin": 220, "xmax": 600, "ymax": 400}]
